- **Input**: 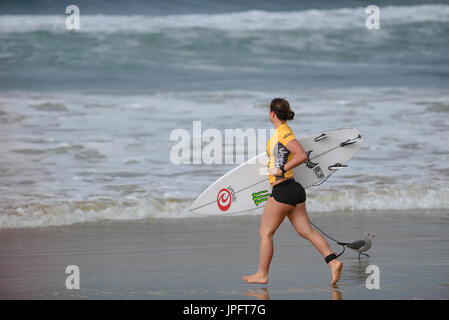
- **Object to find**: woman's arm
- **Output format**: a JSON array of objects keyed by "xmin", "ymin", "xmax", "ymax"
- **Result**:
[
  {"xmin": 283, "ymin": 139, "xmax": 307, "ymax": 171},
  {"xmin": 269, "ymin": 140, "xmax": 307, "ymax": 176}
]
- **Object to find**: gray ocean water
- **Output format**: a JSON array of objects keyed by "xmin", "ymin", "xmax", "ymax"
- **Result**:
[{"xmin": 0, "ymin": 0, "xmax": 449, "ymax": 228}]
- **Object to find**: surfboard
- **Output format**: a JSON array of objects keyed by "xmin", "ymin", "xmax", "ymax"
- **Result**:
[{"xmin": 189, "ymin": 128, "xmax": 363, "ymax": 215}]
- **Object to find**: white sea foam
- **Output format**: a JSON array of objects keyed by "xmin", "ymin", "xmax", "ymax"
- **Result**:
[
  {"xmin": 306, "ymin": 184, "xmax": 449, "ymax": 213},
  {"xmin": 1, "ymin": 184, "xmax": 447, "ymax": 229},
  {"xmin": 0, "ymin": 198, "xmax": 192, "ymax": 229},
  {"xmin": 1, "ymin": 87, "xmax": 448, "ymax": 229},
  {"xmin": 0, "ymin": 5, "xmax": 448, "ymax": 33}
]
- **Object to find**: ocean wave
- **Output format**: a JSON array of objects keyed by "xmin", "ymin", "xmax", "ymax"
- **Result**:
[
  {"xmin": 11, "ymin": 143, "xmax": 107, "ymax": 163},
  {"xmin": 1, "ymin": 183, "xmax": 448, "ymax": 229},
  {"xmin": 30, "ymin": 102, "xmax": 68, "ymax": 112},
  {"xmin": 1, "ymin": 6, "xmax": 448, "ymax": 90},
  {"xmin": 0, "ymin": 5, "xmax": 448, "ymax": 33},
  {"xmin": 307, "ymin": 184, "xmax": 449, "ymax": 213},
  {"xmin": 0, "ymin": 198, "xmax": 192, "ymax": 229}
]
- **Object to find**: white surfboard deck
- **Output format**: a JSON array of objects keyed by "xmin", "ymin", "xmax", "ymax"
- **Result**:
[{"xmin": 189, "ymin": 128, "xmax": 363, "ymax": 215}]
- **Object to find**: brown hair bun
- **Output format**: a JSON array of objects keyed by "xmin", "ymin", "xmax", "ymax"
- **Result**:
[{"xmin": 270, "ymin": 98, "xmax": 295, "ymax": 121}]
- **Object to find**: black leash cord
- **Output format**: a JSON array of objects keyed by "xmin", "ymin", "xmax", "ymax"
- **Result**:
[{"xmin": 309, "ymin": 220, "xmax": 349, "ymax": 258}]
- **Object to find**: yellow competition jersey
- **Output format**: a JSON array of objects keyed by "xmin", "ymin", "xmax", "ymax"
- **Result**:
[{"xmin": 266, "ymin": 123, "xmax": 296, "ymax": 184}]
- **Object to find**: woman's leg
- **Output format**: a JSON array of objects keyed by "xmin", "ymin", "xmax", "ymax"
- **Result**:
[
  {"xmin": 287, "ymin": 202, "xmax": 343, "ymax": 285},
  {"xmin": 242, "ymin": 197, "xmax": 293, "ymax": 284}
]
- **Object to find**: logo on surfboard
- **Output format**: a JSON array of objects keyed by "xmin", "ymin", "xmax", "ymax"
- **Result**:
[
  {"xmin": 252, "ymin": 190, "xmax": 270, "ymax": 206},
  {"xmin": 313, "ymin": 166, "xmax": 325, "ymax": 179},
  {"xmin": 305, "ymin": 150, "xmax": 325, "ymax": 178},
  {"xmin": 217, "ymin": 187, "xmax": 236, "ymax": 211},
  {"xmin": 305, "ymin": 150, "xmax": 319, "ymax": 169},
  {"xmin": 217, "ymin": 188, "xmax": 231, "ymax": 211}
]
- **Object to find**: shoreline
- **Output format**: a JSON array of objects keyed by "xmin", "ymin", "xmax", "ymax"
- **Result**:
[
  {"xmin": 0, "ymin": 210, "xmax": 448, "ymax": 299},
  {"xmin": 1, "ymin": 207, "xmax": 448, "ymax": 231}
]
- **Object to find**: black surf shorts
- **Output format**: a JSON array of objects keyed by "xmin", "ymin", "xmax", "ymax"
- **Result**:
[{"xmin": 271, "ymin": 179, "xmax": 306, "ymax": 206}]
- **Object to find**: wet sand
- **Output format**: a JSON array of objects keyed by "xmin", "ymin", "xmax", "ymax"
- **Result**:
[{"xmin": 0, "ymin": 210, "xmax": 448, "ymax": 299}]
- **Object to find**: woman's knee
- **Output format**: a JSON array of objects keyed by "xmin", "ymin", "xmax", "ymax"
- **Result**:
[
  {"xmin": 259, "ymin": 228, "xmax": 275, "ymax": 239},
  {"xmin": 297, "ymin": 226, "xmax": 314, "ymax": 240},
  {"xmin": 297, "ymin": 230, "xmax": 308, "ymax": 239}
]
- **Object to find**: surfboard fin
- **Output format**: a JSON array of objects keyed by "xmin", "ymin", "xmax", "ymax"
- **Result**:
[
  {"xmin": 314, "ymin": 133, "xmax": 328, "ymax": 142},
  {"xmin": 328, "ymin": 163, "xmax": 348, "ymax": 170},
  {"xmin": 340, "ymin": 134, "xmax": 362, "ymax": 147}
]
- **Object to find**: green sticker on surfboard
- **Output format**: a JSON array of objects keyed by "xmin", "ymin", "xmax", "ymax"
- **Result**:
[{"xmin": 252, "ymin": 190, "xmax": 270, "ymax": 206}]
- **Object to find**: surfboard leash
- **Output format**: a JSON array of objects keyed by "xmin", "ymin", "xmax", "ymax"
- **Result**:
[
  {"xmin": 307, "ymin": 134, "xmax": 363, "ymax": 257},
  {"xmin": 309, "ymin": 221, "xmax": 350, "ymax": 258}
]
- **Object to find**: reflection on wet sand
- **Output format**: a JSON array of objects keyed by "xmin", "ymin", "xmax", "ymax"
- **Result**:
[
  {"xmin": 243, "ymin": 288, "xmax": 270, "ymax": 300},
  {"xmin": 346, "ymin": 259, "xmax": 370, "ymax": 282},
  {"xmin": 243, "ymin": 286, "xmax": 343, "ymax": 300},
  {"xmin": 331, "ymin": 285, "xmax": 342, "ymax": 300}
]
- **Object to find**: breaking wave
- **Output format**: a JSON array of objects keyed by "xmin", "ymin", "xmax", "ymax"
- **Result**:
[
  {"xmin": 1, "ymin": 183, "xmax": 448, "ymax": 229},
  {"xmin": 1, "ymin": 5, "xmax": 448, "ymax": 33}
]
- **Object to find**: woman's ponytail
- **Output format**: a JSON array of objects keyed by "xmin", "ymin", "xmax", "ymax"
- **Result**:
[{"xmin": 270, "ymin": 98, "xmax": 295, "ymax": 121}]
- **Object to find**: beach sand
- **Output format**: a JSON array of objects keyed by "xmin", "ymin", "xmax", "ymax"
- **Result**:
[{"xmin": 0, "ymin": 210, "xmax": 448, "ymax": 300}]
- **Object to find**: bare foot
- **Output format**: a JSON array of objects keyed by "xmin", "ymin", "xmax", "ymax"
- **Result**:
[
  {"xmin": 242, "ymin": 272, "xmax": 268, "ymax": 284},
  {"xmin": 329, "ymin": 260, "xmax": 343, "ymax": 285}
]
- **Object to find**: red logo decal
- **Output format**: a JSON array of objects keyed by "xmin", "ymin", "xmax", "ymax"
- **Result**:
[{"xmin": 217, "ymin": 188, "xmax": 232, "ymax": 211}]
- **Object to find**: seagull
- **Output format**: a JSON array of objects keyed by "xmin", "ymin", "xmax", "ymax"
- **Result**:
[{"xmin": 343, "ymin": 232, "xmax": 375, "ymax": 259}]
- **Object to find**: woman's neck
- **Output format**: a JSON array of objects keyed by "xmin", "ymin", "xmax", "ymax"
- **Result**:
[{"xmin": 273, "ymin": 120, "xmax": 286, "ymax": 129}]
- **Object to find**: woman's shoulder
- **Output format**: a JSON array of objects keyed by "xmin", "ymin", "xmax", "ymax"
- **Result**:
[{"xmin": 280, "ymin": 123, "xmax": 295, "ymax": 137}]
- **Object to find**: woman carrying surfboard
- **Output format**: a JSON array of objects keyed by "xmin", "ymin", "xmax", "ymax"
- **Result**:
[{"xmin": 242, "ymin": 98, "xmax": 343, "ymax": 285}]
